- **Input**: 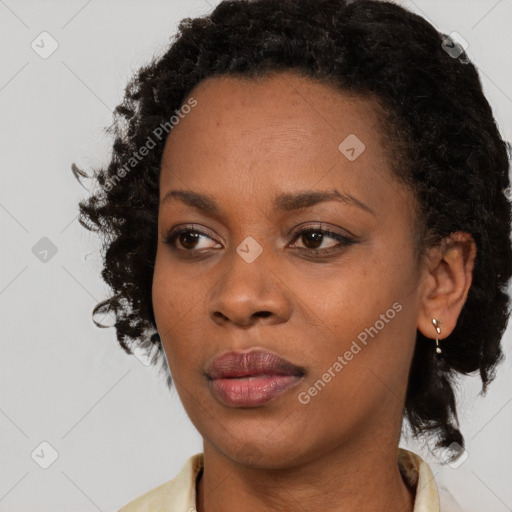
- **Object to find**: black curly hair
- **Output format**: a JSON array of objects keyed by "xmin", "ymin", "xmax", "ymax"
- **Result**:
[{"xmin": 74, "ymin": 0, "xmax": 512, "ymax": 459}]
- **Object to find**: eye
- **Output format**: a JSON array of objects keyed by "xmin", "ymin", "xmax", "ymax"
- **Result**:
[
  {"xmin": 163, "ymin": 223, "xmax": 357, "ymax": 257},
  {"xmin": 288, "ymin": 224, "xmax": 356, "ymax": 255},
  {"xmin": 164, "ymin": 225, "xmax": 221, "ymax": 252}
]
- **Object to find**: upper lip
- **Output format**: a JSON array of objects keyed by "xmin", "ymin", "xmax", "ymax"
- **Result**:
[{"xmin": 205, "ymin": 349, "xmax": 306, "ymax": 379}]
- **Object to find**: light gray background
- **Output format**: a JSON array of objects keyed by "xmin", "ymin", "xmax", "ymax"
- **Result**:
[{"xmin": 0, "ymin": 1, "xmax": 511, "ymax": 511}]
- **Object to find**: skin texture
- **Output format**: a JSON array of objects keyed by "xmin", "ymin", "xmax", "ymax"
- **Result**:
[{"xmin": 152, "ymin": 71, "xmax": 476, "ymax": 512}]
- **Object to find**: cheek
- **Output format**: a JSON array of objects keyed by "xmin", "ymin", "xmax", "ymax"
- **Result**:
[
  {"xmin": 293, "ymin": 252, "xmax": 409, "ymax": 334},
  {"xmin": 152, "ymin": 258, "xmax": 172, "ymax": 333},
  {"xmin": 152, "ymin": 252, "xmax": 203, "ymax": 326},
  {"xmin": 152, "ymin": 257, "xmax": 191, "ymax": 368},
  {"xmin": 293, "ymin": 248, "xmax": 418, "ymax": 390},
  {"xmin": 152, "ymin": 255, "xmax": 215, "ymax": 378}
]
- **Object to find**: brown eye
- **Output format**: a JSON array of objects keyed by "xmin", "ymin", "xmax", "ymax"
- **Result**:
[
  {"xmin": 300, "ymin": 231, "xmax": 325, "ymax": 250},
  {"xmin": 178, "ymin": 231, "xmax": 201, "ymax": 250},
  {"xmin": 290, "ymin": 226, "xmax": 355, "ymax": 253},
  {"xmin": 164, "ymin": 226, "xmax": 221, "ymax": 252}
]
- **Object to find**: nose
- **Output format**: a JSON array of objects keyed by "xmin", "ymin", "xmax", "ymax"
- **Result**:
[{"xmin": 208, "ymin": 247, "xmax": 292, "ymax": 327}]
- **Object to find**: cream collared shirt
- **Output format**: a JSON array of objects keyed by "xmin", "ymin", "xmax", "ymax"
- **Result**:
[{"xmin": 117, "ymin": 448, "xmax": 462, "ymax": 512}]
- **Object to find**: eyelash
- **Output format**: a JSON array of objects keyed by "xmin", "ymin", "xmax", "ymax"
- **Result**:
[{"xmin": 163, "ymin": 224, "xmax": 357, "ymax": 257}]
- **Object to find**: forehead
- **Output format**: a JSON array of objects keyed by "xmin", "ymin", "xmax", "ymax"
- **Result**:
[
  {"xmin": 168, "ymin": 71, "xmax": 383, "ymax": 147},
  {"xmin": 159, "ymin": 71, "xmax": 400, "ymax": 217}
]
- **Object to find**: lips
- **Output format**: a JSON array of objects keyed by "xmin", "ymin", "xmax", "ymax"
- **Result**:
[
  {"xmin": 206, "ymin": 349, "xmax": 305, "ymax": 380},
  {"xmin": 205, "ymin": 349, "xmax": 305, "ymax": 407}
]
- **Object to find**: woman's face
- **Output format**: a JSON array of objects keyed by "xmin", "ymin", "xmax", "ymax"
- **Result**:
[{"xmin": 153, "ymin": 71, "xmax": 426, "ymax": 468}]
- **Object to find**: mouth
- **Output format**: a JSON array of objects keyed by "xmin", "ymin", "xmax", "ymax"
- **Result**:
[{"xmin": 205, "ymin": 349, "xmax": 306, "ymax": 407}]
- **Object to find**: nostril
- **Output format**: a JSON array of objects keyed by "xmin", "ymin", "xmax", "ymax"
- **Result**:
[{"xmin": 255, "ymin": 311, "xmax": 271, "ymax": 318}]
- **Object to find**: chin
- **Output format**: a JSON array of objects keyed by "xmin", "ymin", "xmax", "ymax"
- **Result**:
[{"xmin": 217, "ymin": 438, "xmax": 308, "ymax": 470}]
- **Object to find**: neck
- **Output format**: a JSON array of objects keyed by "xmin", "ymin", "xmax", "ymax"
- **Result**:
[{"xmin": 195, "ymin": 437, "xmax": 415, "ymax": 512}]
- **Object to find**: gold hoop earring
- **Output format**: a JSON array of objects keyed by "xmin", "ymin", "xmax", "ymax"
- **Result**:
[{"xmin": 432, "ymin": 318, "xmax": 442, "ymax": 354}]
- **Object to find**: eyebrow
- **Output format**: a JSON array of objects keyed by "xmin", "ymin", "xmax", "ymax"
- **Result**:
[{"xmin": 161, "ymin": 189, "xmax": 375, "ymax": 216}]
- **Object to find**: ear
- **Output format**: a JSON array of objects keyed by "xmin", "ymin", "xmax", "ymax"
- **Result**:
[{"xmin": 417, "ymin": 232, "xmax": 476, "ymax": 341}]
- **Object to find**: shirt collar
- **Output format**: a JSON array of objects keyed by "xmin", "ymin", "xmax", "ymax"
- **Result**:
[
  {"xmin": 398, "ymin": 447, "xmax": 440, "ymax": 511},
  {"xmin": 118, "ymin": 448, "xmax": 440, "ymax": 511}
]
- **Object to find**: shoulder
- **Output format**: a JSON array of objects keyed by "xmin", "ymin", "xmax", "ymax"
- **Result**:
[{"xmin": 117, "ymin": 453, "xmax": 204, "ymax": 512}]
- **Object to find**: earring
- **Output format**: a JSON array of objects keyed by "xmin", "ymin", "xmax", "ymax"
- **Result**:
[{"xmin": 432, "ymin": 318, "xmax": 442, "ymax": 354}]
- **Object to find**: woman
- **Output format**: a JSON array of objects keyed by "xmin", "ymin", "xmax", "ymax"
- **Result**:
[{"xmin": 75, "ymin": 0, "xmax": 512, "ymax": 510}]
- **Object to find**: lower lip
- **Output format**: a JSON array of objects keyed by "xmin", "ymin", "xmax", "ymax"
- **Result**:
[{"xmin": 209, "ymin": 375, "xmax": 302, "ymax": 407}]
